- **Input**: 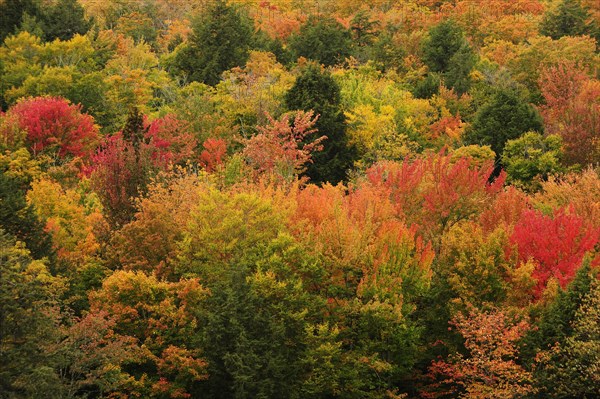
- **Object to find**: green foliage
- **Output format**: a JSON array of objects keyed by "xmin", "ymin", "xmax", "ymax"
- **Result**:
[
  {"xmin": 437, "ymin": 222, "xmax": 512, "ymax": 310},
  {"xmin": 540, "ymin": 0, "xmax": 599, "ymax": 41},
  {"xmin": 0, "ymin": 151, "xmax": 52, "ymax": 259},
  {"xmin": 350, "ymin": 10, "xmax": 380, "ymax": 49},
  {"xmin": 0, "ymin": 229, "xmax": 66, "ymax": 397},
  {"xmin": 413, "ymin": 72, "xmax": 441, "ymax": 99},
  {"xmin": 529, "ymin": 260, "xmax": 600, "ymax": 398},
  {"xmin": 173, "ymin": 0, "xmax": 253, "ymax": 86},
  {"xmin": 0, "ymin": 0, "xmax": 38, "ymax": 42},
  {"xmin": 521, "ymin": 259, "xmax": 595, "ymax": 365},
  {"xmin": 288, "ymin": 15, "xmax": 352, "ymax": 67},
  {"xmin": 193, "ymin": 242, "xmax": 320, "ymax": 398},
  {"xmin": 285, "ymin": 63, "xmax": 357, "ymax": 184},
  {"xmin": 502, "ymin": 132, "xmax": 565, "ymax": 190},
  {"xmin": 420, "ymin": 20, "xmax": 477, "ymax": 96},
  {"xmin": 444, "ymin": 43, "xmax": 477, "ymax": 95},
  {"xmin": 177, "ymin": 190, "xmax": 321, "ymax": 397},
  {"xmin": 466, "ymin": 89, "xmax": 544, "ymax": 161},
  {"xmin": 422, "ymin": 20, "xmax": 466, "ymax": 74},
  {"xmin": 251, "ymin": 30, "xmax": 291, "ymax": 65},
  {"xmin": 177, "ymin": 188, "xmax": 285, "ymax": 279},
  {"xmin": 369, "ymin": 30, "xmax": 407, "ymax": 73},
  {"xmin": 36, "ymin": 0, "xmax": 92, "ymax": 42}
]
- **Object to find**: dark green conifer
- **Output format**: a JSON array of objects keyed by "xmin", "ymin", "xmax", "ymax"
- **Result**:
[
  {"xmin": 285, "ymin": 63, "xmax": 357, "ymax": 184},
  {"xmin": 173, "ymin": 0, "xmax": 253, "ymax": 86}
]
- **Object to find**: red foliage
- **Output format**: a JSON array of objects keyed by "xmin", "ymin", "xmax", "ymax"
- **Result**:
[
  {"xmin": 145, "ymin": 114, "xmax": 196, "ymax": 166},
  {"xmin": 365, "ymin": 151, "xmax": 504, "ymax": 244},
  {"xmin": 510, "ymin": 208, "xmax": 600, "ymax": 298},
  {"xmin": 199, "ymin": 138, "xmax": 227, "ymax": 172},
  {"xmin": 429, "ymin": 114, "xmax": 463, "ymax": 141},
  {"xmin": 539, "ymin": 62, "xmax": 600, "ymax": 165},
  {"xmin": 242, "ymin": 111, "xmax": 325, "ymax": 180},
  {"xmin": 90, "ymin": 133, "xmax": 140, "ymax": 227},
  {"xmin": 480, "ymin": 186, "xmax": 529, "ymax": 233},
  {"xmin": 90, "ymin": 113, "xmax": 196, "ymax": 227},
  {"xmin": 4, "ymin": 96, "xmax": 99, "ymax": 160}
]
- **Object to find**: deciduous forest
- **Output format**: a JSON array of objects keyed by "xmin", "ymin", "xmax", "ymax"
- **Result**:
[{"xmin": 1, "ymin": 0, "xmax": 599, "ymax": 397}]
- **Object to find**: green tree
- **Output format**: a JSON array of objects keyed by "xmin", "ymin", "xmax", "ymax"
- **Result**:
[
  {"xmin": 288, "ymin": 15, "xmax": 352, "ymax": 67},
  {"xmin": 173, "ymin": 0, "xmax": 253, "ymax": 86},
  {"xmin": 0, "ymin": 229, "xmax": 66, "ymax": 398},
  {"xmin": 422, "ymin": 19, "xmax": 465, "ymax": 74},
  {"xmin": 466, "ymin": 89, "xmax": 544, "ymax": 162},
  {"xmin": 285, "ymin": 63, "xmax": 357, "ymax": 184},
  {"xmin": 546, "ymin": 280, "xmax": 600, "ymax": 397},
  {"xmin": 420, "ymin": 19, "xmax": 477, "ymax": 96},
  {"xmin": 0, "ymin": 0, "xmax": 38, "ymax": 42},
  {"xmin": 540, "ymin": 0, "xmax": 599, "ymax": 41},
  {"xmin": 502, "ymin": 132, "xmax": 565, "ymax": 190},
  {"xmin": 445, "ymin": 43, "xmax": 477, "ymax": 95},
  {"xmin": 350, "ymin": 10, "xmax": 380, "ymax": 49},
  {"xmin": 176, "ymin": 189, "xmax": 321, "ymax": 398},
  {"xmin": 412, "ymin": 72, "xmax": 441, "ymax": 99},
  {"xmin": 530, "ymin": 261, "xmax": 600, "ymax": 398},
  {"xmin": 0, "ymin": 150, "xmax": 52, "ymax": 260},
  {"xmin": 521, "ymin": 259, "xmax": 595, "ymax": 365},
  {"xmin": 38, "ymin": 0, "xmax": 92, "ymax": 42}
]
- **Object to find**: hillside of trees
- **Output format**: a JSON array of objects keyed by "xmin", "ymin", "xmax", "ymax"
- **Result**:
[{"xmin": 1, "ymin": 0, "xmax": 599, "ymax": 398}]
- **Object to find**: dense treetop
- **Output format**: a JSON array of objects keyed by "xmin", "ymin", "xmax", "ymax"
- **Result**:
[{"xmin": 1, "ymin": 0, "xmax": 599, "ymax": 398}]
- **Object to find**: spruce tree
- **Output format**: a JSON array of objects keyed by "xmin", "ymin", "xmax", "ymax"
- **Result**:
[
  {"xmin": 288, "ymin": 14, "xmax": 352, "ymax": 67},
  {"xmin": 39, "ymin": 0, "xmax": 92, "ymax": 41},
  {"xmin": 421, "ymin": 19, "xmax": 465, "ymax": 74},
  {"xmin": 465, "ymin": 89, "xmax": 544, "ymax": 162},
  {"xmin": 540, "ymin": 0, "xmax": 599, "ymax": 41},
  {"xmin": 284, "ymin": 63, "xmax": 357, "ymax": 184},
  {"xmin": 173, "ymin": 0, "xmax": 253, "ymax": 86},
  {"xmin": 420, "ymin": 19, "xmax": 477, "ymax": 96}
]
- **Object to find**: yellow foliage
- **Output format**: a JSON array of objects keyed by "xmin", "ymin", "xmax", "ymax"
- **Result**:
[
  {"xmin": 0, "ymin": 148, "xmax": 42, "ymax": 182},
  {"xmin": 534, "ymin": 169, "xmax": 600, "ymax": 228},
  {"xmin": 216, "ymin": 51, "xmax": 295, "ymax": 126},
  {"xmin": 26, "ymin": 177, "xmax": 105, "ymax": 269}
]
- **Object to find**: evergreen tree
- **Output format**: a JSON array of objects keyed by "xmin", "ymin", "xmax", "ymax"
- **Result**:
[
  {"xmin": 465, "ymin": 89, "xmax": 544, "ymax": 162},
  {"xmin": 520, "ymin": 259, "xmax": 594, "ymax": 365},
  {"xmin": 121, "ymin": 106, "xmax": 146, "ymax": 157},
  {"xmin": 524, "ymin": 259, "xmax": 600, "ymax": 398},
  {"xmin": 0, "ymin": 0, "xmax": 38, "ymax": 42},
  {"xmin": 350, "ymin": 10, "xmax": 380, "ymax": 48},
  {"xmin": 284, "ymin": 63, "xmax": 357, "ymax": 184},
  {"xmin": 445, "ymin": 43, "xmax": 477, "ymax": 95},
  {"xmin": 288, "ymin": 15, "xmax": 352, "ymax": 67},
  {"xmin": 39, "ymin": 0, "xmax": 92, "ymax": 42},
  {"xmin": 420, "ymin": 19, "xmax": 477, "ymax": 96},
  {"xmin": 0, "ymin": 169, "xmax": 52, "ymax": 260},
  {"xmin": 540, "ymin": 0, "xmax": 599, "ymax": 41},
  {"xmin": 173, "ymin": 0, "xmax": 253, "ymax": 86},
  {"xmin": 412, "ymin": 73, "xmax": 441, "ymax": 99},
  {"xmin": 421, "ymin": 19, "xmax": 465, "ymax": 74}
]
